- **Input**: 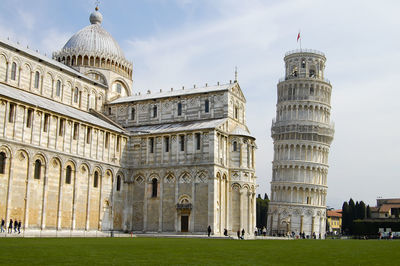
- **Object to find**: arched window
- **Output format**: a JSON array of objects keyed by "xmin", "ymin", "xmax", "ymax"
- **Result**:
[
  {"xmin": 74, "ymin": 88, "xmax": 79, "ymax": 103},
  {"xmin": 34, "ymin": 71, "xmax": 40, "ymax": 89},
  {"xmin": 116, "ymin": 83, "xmax": 122, "ymax": 93},
  {"xmin": 8, "ymin": 103, "xmax": 15, "ymax": 123},
  {"xmin": 177, "ymin": 102, "xmax": 182, "ymax": 116},
  {"xmin": 153, "ymin": 105, "xmax": 157, "ymax": 118},
  {"xmin": 309, "ymin": 69, "xmax": 316, "ymax": 78},
  {"xmin": 179, "ymin": 135, "xmax": 185, "ymax": 152},
  {"xmin": 116, "ymin": 175, "xmax": 121, "ymax": 191},
  {"xmin": 11, "ymin": 62, "xmax": 17, "ymax": 81},
  {"xmin": 233, "ymin": 141, "xmax": 237, "ymax": 152},
  {"xmin": 65, "ymin": 165, "xmax": 72, "ymax": 184},
  {"xmin": 195, "ymin": 133, "xmax": 201, "ymax": 150},
  {"xmin": 56, "ymin": 80, "xmax": 61, "ymax": 97},
  {"xmin": 149, "ymin": 137, "xmax": 154, "ymax": 153},
  {"xmin": 301, "ymin": 59, "xmax": 306, "ymax": 68},
  {"xmin": 205, "ymin": 99, "xmax": 209, "ymax": 113},
  {"xmin": 131, "ymin": 108, "xmax": 135, "ymax": 120},
  {"xmin": 152, "ymin": 178, "xmax": 158, "ymax": 197},
  {"xmin": 93, "ymin": 171, "xmax": 99, "ymax": 188},
  {"xmin": 0, "ymin": 152, "xmax": 6, "ymax": 174},
  {"xmin": 34, "ymin": 159, "xmax": 41, "ymax": 179}
]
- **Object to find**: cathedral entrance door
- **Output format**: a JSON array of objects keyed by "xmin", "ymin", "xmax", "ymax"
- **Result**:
[{"xmin": 181, "ymin": 216, "xmax": 189, "ymax": 232}]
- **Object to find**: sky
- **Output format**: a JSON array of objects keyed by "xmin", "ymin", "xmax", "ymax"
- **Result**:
[{"xmin": 0, "ymin": 0, "xmax": 399, "ymax": 209}]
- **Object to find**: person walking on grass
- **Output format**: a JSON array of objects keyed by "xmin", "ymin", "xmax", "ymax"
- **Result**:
[
  {"xmin": 241, "ymin": 229, "xmax": 245, "ymax": 239},
  {"xmin": 8, "ymin": 219, "xmax": 12, "ymax": 233},
  {"xmin": 18, "ymin": 220, "xmax": 21, "ymax": 234},
  {"xmin": 207, "ymin": 225, "xmax": 211, "ymax": 237},
  {"xmin": 1, "ymin": 218, "xmax": 4, "ymax": 233}
]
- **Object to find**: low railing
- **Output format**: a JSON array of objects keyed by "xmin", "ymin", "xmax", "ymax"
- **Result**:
[
  {"xmin": 271, "ymin": 121, "xmax": 335, "ymax": 137},
  {"xmin": 285, "ymin": 49, "xmax": 325, "ymax": 57},
  {"xmin": 271, "ymin": 120, "xmax": 335, "ymax": 129},
  {"xmin": 277, "ymin": 95, "xmax": 331, "ymax": 103},
  {"xmin": 278, "ymin": 76, "xmax": 331, "ymax": 84}
]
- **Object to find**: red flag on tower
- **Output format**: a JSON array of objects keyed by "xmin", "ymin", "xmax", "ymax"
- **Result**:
[{"xmin": 297, "ymin": 32, "xmax": 301, "ymax": 42}]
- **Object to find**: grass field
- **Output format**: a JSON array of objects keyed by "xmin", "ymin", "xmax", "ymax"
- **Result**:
[{"xmin": 0, "ymin": 238, "xmax": 398, "ymax": 265}]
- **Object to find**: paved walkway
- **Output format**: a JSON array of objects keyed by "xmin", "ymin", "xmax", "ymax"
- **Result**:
[{"xmin": 0, "ymin": 230, "xmax": 292, "ymax": 240}]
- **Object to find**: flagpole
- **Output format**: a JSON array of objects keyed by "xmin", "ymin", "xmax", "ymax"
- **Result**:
[{"xmin": 299, "ymin": 30, "xmax": 302, "ymax": 50}]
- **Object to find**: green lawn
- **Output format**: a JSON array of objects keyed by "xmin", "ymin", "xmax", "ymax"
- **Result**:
[{"xmin": 0, "ymin": 238, "xmax": 398, "ymax": 265}]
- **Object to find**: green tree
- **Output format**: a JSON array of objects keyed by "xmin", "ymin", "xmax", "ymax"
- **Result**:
[
  {"xmin": 348, "ymin": 198, "xmax": 355, "ymax": 234},
  {"xmin": 359, "ymin": 201, "xmax": 366, "ymax": 220},
  {"xmin": 355, "ymin": 201, "xmax": 360, "ymax": 219},
  {"xmin": 342, "ymin": 201, "xmax": 350, "ymax": 234},
  {"xmin": 256, "ymin": 194, "xmax": 269, "ymax": 229},
  {"xmin": 366, "ymin": 205, "xmax": 371, "ymax": 218}
]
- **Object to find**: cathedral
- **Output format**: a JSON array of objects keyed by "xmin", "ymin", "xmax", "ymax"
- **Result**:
[{"xmin": 0, "ymin": 8, "xmax": 256, "ymax": 236}]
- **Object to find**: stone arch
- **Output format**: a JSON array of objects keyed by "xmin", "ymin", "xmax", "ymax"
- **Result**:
[
  {"xmin": 92, "ymin": 164, "xmax": 103, "ymax": 175},
  {"xmin": 32, "ymin": 152, "xmax": 48, "ymax": 166},
  {"xmin": 134, "ymin": 174, "xmax": 145, "ymax": 184},
  {"xmin": 231, "ymin": 182, "xmax": 241, "ymax": 191},
  {"xmin": 110, "ymin": 78, "xmax": 131, "ymax": 96},
  {"xmin": 164, "ymin": 172, "xmax": 175, "ymax": 183},
  {"xmin": 216, "ymin": 172, "xmax": 221, "ymax": 179},
  {"xmin": 0, "ymin": 145, "xmax": 12, "ymax": 176},
  {"xmin": 79, "ymin": 162, "xmax": 91, "ymax": 176},
  {"xmin": 10, "ymin": 57, "xmax": 21, "ymax": 75},
  {"xmin": 148, "ymin": 173, "xmax": 160, "ymax": 182},
  {"xmin": 179, "ymin": 172, "xmax": 191, "ymax": 183},
  {"xmin": 178, "ymin": 194, "xmax": 191, "ymax": 204},
  {"xmin": 0, "ymin": 144, "xmax": 13, "ymax": 158}
]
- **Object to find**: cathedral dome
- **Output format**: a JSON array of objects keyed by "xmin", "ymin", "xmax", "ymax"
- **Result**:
[{"xmin": 53, "ymin": 7, "xmax": 133, "ymax": 79}]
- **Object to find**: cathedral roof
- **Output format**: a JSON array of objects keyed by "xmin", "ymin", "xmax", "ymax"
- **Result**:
[
  {"xmin": 0, "ymin": 37, "xmax": 106, "ymax": 88},
  {"xmin": 0, "ymin": 83, "xmax": 125, "ymax": 133},
  {"xmin": 53, "ymin": 7, "xmax": 132, "ymax": 74},
  {"xmin": 61, "ymin": 16, "xmax": 125, "ymax": 60},
  {"xmin": 127, "ymin": 118, "xmax": 227, "ymax": 135},
  {"xmin": 110, "ymin": 83, "xmax": 235, "ymax": 104},
  {"xmin": 230, "ymin": 126, "xmax": 253, "ymax": 138}
]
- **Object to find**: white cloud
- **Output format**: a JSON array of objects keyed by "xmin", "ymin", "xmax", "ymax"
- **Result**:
[
  {"xmin": 17, "ymin": 8, "xmax": 36, "ymax": 31},
  {"xmin": 40, "ymin": 29, "xmax": 72, "ymax": 55}
]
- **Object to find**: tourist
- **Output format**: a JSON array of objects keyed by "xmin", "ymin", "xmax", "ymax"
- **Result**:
[
  {"xmin": 207, "ymin": 225, "xmax": 211, "ymax": 237},
  {"xmin": 241, "ymin": 229, "xmax": 245, "ymax": 239},
  {"xmin": 237, "ymin": 230, "xmax": 240, "ymax": 239},
  {"xmin": 262, "ymin": 226, "xmax": 267, "ymax": 236},
  {"xmin": 18, "ymin": 220, "xmax": 21, "ymax": 234},
  {"xmin": 8, "ymin": 219, "xmax": 12, "ymax": 233},
  {"xmin": 0, "ymin": 218, "xmax": 4, "ymax": 233},
  {"xmin": 254, "ymin": 226, "xmax": 258, "ymax": 236},
  {"xmin": 223, "ymin": 228, "xmax": 228, "ymax": 236},
  {"xmin": 14, "ymin": 219, "xmax": 18, "ymax": 233}
]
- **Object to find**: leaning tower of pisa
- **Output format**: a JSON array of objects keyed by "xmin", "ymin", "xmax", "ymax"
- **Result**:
[{"xmin": 268, "ymin": 49, "xmax": 334, "ymax": 238}]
